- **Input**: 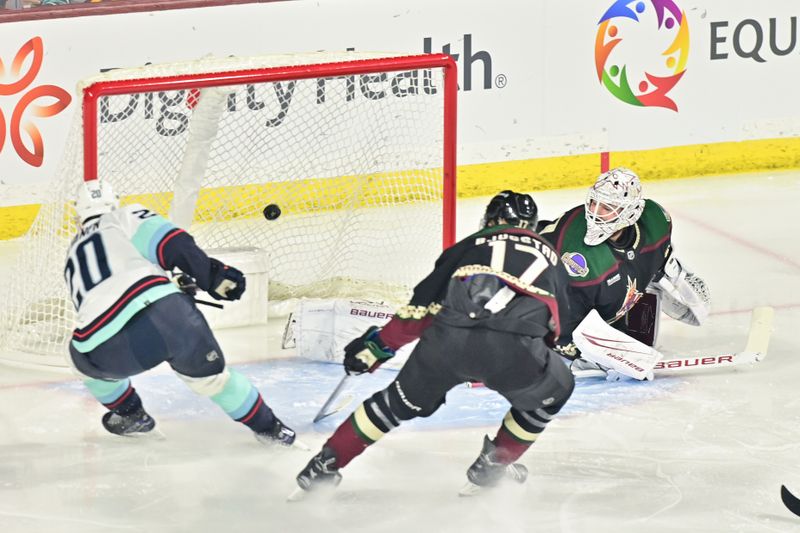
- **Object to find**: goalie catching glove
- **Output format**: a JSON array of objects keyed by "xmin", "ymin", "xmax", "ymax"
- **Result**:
[
  {"xmin": 343, "ymin": 326, "xmax": 396, "ymax": 375},
  {"xmin": 651, "ymin": 255, "xmax": 710, "ymax": 326}
]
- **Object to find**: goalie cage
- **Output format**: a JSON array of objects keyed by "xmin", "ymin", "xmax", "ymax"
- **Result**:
[{"xmin": 0, "ymin": 51, "xmax": 458, "ymax": 368}]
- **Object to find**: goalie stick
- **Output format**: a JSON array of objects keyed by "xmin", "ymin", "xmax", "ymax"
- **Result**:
[
  {"xmin": 571, "ymin": 306, "xmax": 774, "ymax": 380},
  {"xmin": 314, "ymin": 307, "xmax": 775, "ymax": 416},
  {"xmin": 781, "ymin": 485, "xmax": 800, "ymax": 517},
  {"xmin": 468, "ymin": 306, "xmax": 775, "ymax": 384}
]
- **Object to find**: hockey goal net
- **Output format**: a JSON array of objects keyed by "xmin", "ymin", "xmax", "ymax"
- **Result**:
[{"xmin": 0, "ymin": 52, "xmax": 457, "ymax": 368}]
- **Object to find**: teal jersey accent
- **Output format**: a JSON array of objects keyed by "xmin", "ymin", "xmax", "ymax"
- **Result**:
[
  {"xmin": 71, "ymin": 282, "xmax": 180, "ymax": 353},
  {"xmin": 84, "ymin": 377, "xmax": 131, "ymax": 404},
  {"xmin": 211, "ymin": 369, "xmax": 259, "ymax": 419},
  {"xmin": 131, "ymin": 215, "xmax": 177, "ymax": 264}
]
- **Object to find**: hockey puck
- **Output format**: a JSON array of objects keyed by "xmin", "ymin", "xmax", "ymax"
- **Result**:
[{"xmin": 263, "ymin": 204, "xmax": 281, "ymax": 220}]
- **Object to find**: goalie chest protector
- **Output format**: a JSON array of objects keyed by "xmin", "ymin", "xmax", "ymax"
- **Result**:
[{"xmin": 540, "ymin": 199, "xmax": 672, "ymax": 327}]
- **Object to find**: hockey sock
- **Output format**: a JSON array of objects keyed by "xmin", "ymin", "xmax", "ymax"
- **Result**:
[
  {"xmin": 492, "ymin": 407, "xmax": 557, "ymax": 464},
  {"xmin": 84, "ymin": 378, "xmax": 143, "ymax": 415},
  {"xmin": 209, "ymin": 369, "xmax": 276, "ymax": 433},
  {"xmin": 493, "ymin": 426, "xmax": 535, "ymax": 464},
  {"xmin": 326, "ymin": 398, "xmax": 399, "ymax": 468}
]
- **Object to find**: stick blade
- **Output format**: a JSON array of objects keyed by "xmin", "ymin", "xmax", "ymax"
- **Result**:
[
  {"xmin": 458, "ymin": 481, "xmax": 483, "ymax": 497},
  {"xmin": 781, "ymin": 485, "xmax": 800, "ymax": 517},
  {"xmin": 745, "ymin": 306, "xmax": 774, "ymax": 360},
  {"xmin": 313, "ymin": 394, "xmax": 354, "ymax": 423}
]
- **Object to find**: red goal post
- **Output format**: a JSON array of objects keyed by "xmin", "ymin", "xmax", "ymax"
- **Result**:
[
  {"xmin": 0, "ymin": 52, "xmax": 458, "ymax": 367},
  {"xmin": 82, "ymin": 53, "xmax": 458, "ymax": 247}
]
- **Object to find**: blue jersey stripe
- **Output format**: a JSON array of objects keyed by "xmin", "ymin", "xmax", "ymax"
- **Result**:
[{"xmin": 131, "ymin": 216, "xmax": 176, "ymax": 264}]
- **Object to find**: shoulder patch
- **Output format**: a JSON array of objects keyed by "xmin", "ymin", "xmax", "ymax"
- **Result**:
[{"xmin": 561, "ymin": 252, "xmax": 589, "ymax": 277}]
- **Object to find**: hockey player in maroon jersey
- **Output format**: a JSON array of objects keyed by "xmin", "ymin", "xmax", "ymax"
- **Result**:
[
  {"xmin": 537, "ymin": 167, "xmax": 711, "ymax": 369},
  {"xmin": 292, "ymin": 191, "xmax": 575, "ymax": 496}
]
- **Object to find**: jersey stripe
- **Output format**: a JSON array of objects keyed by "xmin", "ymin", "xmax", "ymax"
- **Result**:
[
  {"xmin": 131, "ymin": 217, "xmax": 178, "ymax": 264},
  {"xmin": 71, "ymin": 277, "xmax": 179, "ymax": 352},
  {"xmin": 156, "ymin": 228, "xmax": 186, "ymax": 269}
]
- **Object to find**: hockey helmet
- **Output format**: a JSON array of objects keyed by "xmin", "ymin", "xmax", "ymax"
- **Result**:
[
  {"xmin": 482, "ymin": 190, "xmax": 538, "ymax": 229},
  {"xmin": 584, "ymin": 167, "xmax": 645, "ymax": 245},
  {"xmin": 75, "ymin": 179, "xmax": 119, "ymax": 224}
]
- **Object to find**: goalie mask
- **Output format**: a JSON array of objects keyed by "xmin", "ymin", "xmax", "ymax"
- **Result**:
[
  {"xmin": 75, "ymin": 180, "xmax": 119, "ymax": 225},
  {"xmin": 584, "ymin": 167, "xmax": 645, "ymax": 245},
  {"xmin": 481, "ymin": 190, "xmax": 538, "ymax": 229}
]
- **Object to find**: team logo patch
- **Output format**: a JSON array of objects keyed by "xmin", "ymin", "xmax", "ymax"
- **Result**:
[
  {"xmin": 562, "ymin": 252, "xmax": 589, "ymax": 277},
  {"xmin": 627, "ymin": 250, "xmax": 635, "ymax": 260},
  {"xmin": 612, "ymin": 276, "xmax": 644, "ymax": 322}
]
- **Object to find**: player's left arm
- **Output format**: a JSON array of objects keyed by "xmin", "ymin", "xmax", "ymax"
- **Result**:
[
  {"xmin": 648, "ymin": 202, "xmax": 710, "ymax": 326},
  {"xmin": 120, "ymin": 206, "xmax": 244, "ymax": 301},
  {"xmin": 651, "ymin": 251, "xmax": 711, "ymax": 326},
  {"xmin": 351, "ymin": 238, "xmax": 472, "ymax": 357}
]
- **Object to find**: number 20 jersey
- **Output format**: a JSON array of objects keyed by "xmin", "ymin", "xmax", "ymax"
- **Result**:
[{"xmin": 64, "ymin": 204, "xmax": 181, "ymax": 353}]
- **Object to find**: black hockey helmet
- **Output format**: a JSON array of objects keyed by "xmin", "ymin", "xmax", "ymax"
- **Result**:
[{"xmin": 481, "ymin": 190, "xmax": 538, "ymax": 229}]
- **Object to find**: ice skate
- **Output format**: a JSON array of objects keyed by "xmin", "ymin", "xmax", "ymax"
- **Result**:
[
  {"xmin": 254, "ymin": 417, "xmax": 308, "ymax": 450},
  {"xmin": 101, "ymin": 407, "xmax": 156, "ymax": 436},
  {"xmin": 459, "ymin": 435, "xmax": 528, "ymax": 496},
  {"xmin": 287, "ymin": 446, "xmax": 342, "ymax": 501}
]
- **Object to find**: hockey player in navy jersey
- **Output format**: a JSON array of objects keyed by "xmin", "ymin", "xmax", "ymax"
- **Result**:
[
  {"xmin": 292, "ymin": 191, "xmax": 575, "ymax": 497},
  {"xmin": 65, "ymin": 179, "xmax": 297, "ymax": 445},
  {"xmin": 537, "ymin": 167, "xmax": 711, "ymax": 368}
]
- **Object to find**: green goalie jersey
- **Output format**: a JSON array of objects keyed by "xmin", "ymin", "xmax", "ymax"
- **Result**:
[{"xmin": 538, "ymin": 199, "xmax": 673, "ymax": 344}]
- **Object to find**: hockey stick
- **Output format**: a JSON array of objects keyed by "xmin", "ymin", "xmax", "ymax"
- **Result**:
[
  {"xmin": 464, "ymin": 306, "xmax": 775, "ymax": 385},
  {"xmin": 572, "ymin": 306, "xmax": 774, "ymax": 379},
  {"xmin": 781, "ymin": 485, "xmax": 800, "ymax": 517},
  {"xmin": 194, "ymin": 298, "xmax": 224, "ymax": 309},
  {"xmin": 313, "ymin": 374, "xmax": 355, "ymax": 423}
]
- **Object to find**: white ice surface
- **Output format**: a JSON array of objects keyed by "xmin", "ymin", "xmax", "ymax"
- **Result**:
[{"xmin": 1, "ymin": 171, "xmax": 799, "ymax": 532}]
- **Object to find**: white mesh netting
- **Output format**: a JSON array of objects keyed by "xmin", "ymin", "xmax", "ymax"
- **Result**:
[{"xmin": 0, "ymin": 52, "xmax": 454, "ymax": 367}]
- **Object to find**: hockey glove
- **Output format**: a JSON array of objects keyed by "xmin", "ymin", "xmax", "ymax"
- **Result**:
[
  {"xmin": 172, "ymin": 272, "xmax": 198, "ymax": 297},
  {"xmin": 208, "ymin": 258, "xmax": 246, "ymax": 301},
  {"xmin": 343, "ymin": 326, "xmax": 396, "ymax": 375},
  {"xmin": 553, "ymin": 341, "xmax": 580, "ymax": 361}
]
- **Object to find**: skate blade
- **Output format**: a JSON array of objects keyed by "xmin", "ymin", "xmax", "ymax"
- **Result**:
[
  {"xmin": 286, "ymin": 486, "xmax": 308, "ymax": 502},
  {"xmin": 122, "ymin": 427, "xmax": 166, "ymax": 440},
  {"xmin": 291, "ymin": 438, "xmax": 311, "ymax": 451},
  {"xmin": 458, "ymin": 481, "xmax": 483, "ymax": 497}
]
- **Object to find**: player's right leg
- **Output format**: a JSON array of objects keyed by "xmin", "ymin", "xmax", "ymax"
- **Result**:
[
  {"xmin": 462, "ymin": 333, "xmax": 576, "ymax": 493},
  {"xmin": 295, "ymin": 324, "xmax": 462, "ymax": 494},
  {"xmin": 68, "ymin": 313, "xmax": 164, "ymax": 437},
  {"xmin": 154, "ymin": 293, "xmax": 297, "ymax": 446}
]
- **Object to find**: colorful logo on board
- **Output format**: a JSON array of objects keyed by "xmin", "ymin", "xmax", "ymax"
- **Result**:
[
  {"xmin": 0, "ymin": 37, "xmax": 72, "ymax": 167},
  {"xmin": 594, "ymin": 1, "xmax": 689, "ymax": 112}
]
